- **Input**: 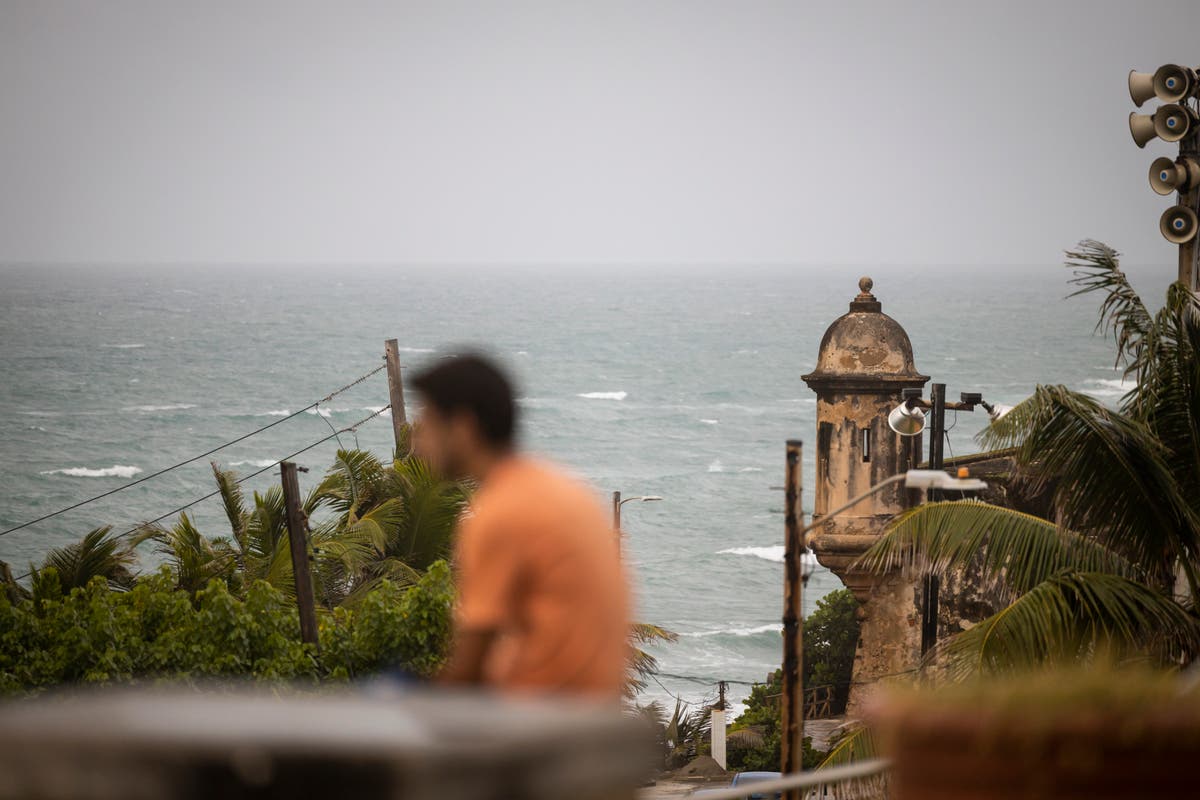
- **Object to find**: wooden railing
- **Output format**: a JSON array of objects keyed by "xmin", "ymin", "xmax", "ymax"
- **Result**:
[{"xmin": 804, "ymin": 684, "xmax": 835, "ymax": 719}]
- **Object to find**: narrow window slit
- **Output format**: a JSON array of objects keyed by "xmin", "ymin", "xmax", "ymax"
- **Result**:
[{"xmin": 862, "ymin": 427, "xmax": 871, "ymax": 462}]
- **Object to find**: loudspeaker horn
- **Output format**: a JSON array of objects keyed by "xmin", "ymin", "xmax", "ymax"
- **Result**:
[
  {"xmin": 1160, "ymin": 205, "xmax": 1199, "ymax": 244},
  {"xmin": 1155, "ymin": 104, "xmax": 1195, "ymax": 143},
  {"xmin": 1149, "ymin": 157, "xmax": 1200, "ymax": 195},
  {"xmin": 1129, "ymin": 112, "xmax": 1158, "ymax": 148},
  {"xmin": 1129, "ymin": 69, "xmax": 1157, "ymax": 107},
  {"xmin": 1153, "ymin": 64, "xmax": 1197, "ymax": 104},
  {"xmin": 887, "ymin": 402, "xmax": 925, "ymax": 436}
]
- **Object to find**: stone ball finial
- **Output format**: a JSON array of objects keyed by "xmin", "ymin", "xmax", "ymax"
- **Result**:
[{"xmin": 859, "ymin": 276, "xmax": 874, "ymax": 294}]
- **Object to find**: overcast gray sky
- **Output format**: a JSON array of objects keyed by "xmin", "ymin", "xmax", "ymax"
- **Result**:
[{"xmin": 2, "ymin": 0, "xmax": 1198, "ymax": 266}]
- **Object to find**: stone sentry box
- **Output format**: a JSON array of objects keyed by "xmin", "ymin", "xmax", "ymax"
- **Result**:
[{"xmin": 802, "ymin": 277, "xmax": 929, "ymax": 715}]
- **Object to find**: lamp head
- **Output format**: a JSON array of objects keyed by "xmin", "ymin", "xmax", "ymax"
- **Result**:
[
  {"xmin": 980, "ymin": 401, "xmax": 1014, "ymax": 422},
  {"xmin": 888, "ymin": 399, "xmax": 926, "ymax": 436}
]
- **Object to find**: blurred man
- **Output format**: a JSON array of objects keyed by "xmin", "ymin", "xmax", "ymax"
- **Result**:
[{"xmin": 411, "ymin": 353, "xmax": 631, "ymax": 699}]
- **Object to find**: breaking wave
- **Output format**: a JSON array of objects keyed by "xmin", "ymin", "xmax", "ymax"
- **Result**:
[
  {"xmin": 578, "ymin": 391, "xmax": 627, "ymax": 400},
  {"xmin": 681, "ymin": 624, "xmax": 781, "ymax": 639},
  {"xmin": 1082, "ymin": 377, "xmax": 1133, "ymax": 398},
  {"xmin": 40, "ymin": 465, "xmax": 143, "ymax": 478}
]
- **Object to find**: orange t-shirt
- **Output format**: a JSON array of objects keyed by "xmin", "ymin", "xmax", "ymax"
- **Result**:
[{"xmin": 453, "ymin": 456, "xmax": 631, "ymax": 698}]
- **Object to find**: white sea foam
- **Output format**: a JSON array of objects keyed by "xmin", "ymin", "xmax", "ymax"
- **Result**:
[
  {"xmin": 699, "ymin": 419, "xmax": 719, "ymax": 425},
  {"xmin": 229, "ymin": 459, "xmax": 276, "ymax": 468},
  {"xmin": 123, "ymin": 403, "xmax": 197, "ymax": 412},
  {"xmin": 719, "ymin": 545, "xmax": 783, "ymax": 562},
  {"xmin": 260, "ymin": 409, "xmax": 292, "ymax": 417},
  {"xmin": 578, "ymin": 391, "xmax": 627, "ymax": 400},
  {"xmin": 707, "ymin": 459, "xmax": 724, "ymax": 473},
  {"xmin": 738, "ymin": 467, "xmax": 763, "ymax": 473},
  {"xmin": 1083, "ymin": 378, "xmax": 1133, "ymax": 398},
  {"xmin": 681, "ymin": 623, "xmax": 781, "ymax": 639},
  {"xmin": 398, "ymin": 347, "xmax": 435, "ymax": 353},
  {"xmin": 41, "ymin": 465, "xmax": 142, "ymax": 478},
  {"xmin": 717, "ymin": 545, "xmax": 820, "ymax": 567},
  {"xmin": 305, "ymin": 408, "xmax": 333, "ymax": 418},
  {"xmin": 103, "ymin": 343, "xmax": 146, "ymax": 349}
]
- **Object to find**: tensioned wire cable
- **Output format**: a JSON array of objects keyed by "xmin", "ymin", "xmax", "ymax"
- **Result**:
[
  {"xmin": 0, "ymin": 361, "xmax": 386, "ymax": 540},
  {"xmin": 12, "ymin": 405, "xmax": 392, "ymax": 582}
]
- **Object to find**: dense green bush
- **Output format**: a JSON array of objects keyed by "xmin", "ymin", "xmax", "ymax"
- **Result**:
[
  {"xmin": 726, "ymin": 588, "xmax": 861, "ymax": 771},
  {"xmin": 0, "ymin": 561, "xmax": 453, "ymax": 696},
  {"xmin": 802, "ymin": 588, "xmax": 860, "ymax": 714}
]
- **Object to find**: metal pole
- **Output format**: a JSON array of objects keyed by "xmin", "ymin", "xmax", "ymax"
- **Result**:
[
  {"xmin": 281, "ymin": 461, "xmax": 320, "ymax": 649},
  {"xmin": 920, "ymin": 384, "xmax": 945, "ymax": 657},
  {"xmin": 781, "ymin": 440, "xmax": 804, "ymax": 792},
  {"xmin": 1177, "ymin": 129, "xmax": 1200, "ymax": 291},
  {"xmin": 384, "ymin": 339, "xmax": 409, "ymax": 454}
]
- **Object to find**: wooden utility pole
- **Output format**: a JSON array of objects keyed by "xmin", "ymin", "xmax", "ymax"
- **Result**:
[
  {"xmin": 384, "ymin": 339, "xmax": 409, "ymax": 453},
  {"xmin": 920, "ymin": 384, "xmax": 946, "ymax": 657},
  {"xmin": 281, "ymin": 461, "xmax": 320, "ymax": 649},
  {"xmin": 781, "ymin": 439, "xmax": 805, "ymax": 789}
]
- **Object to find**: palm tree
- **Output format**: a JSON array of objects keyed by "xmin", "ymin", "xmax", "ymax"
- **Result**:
[
  {"xmin": 305, "ymin": 449, "xmax": 468, "ymax": 607},
  {"xmin": 131, "ymin": 513, "xmax": 240, "ymax": 595},
  {"xmin": 858, "ymin": 240, "xmax": 1200, "ymax": 678},
  {"xmin": 30, "ymin": 526, "xmax": 138, "ymax": 595}
]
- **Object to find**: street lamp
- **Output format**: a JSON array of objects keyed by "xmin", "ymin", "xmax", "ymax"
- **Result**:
[
  {"xmin": 779, "ymin": 465, "xmax": 986, "ymax": 793},
  {"xmin": 611, "ymin": 492, "xmax": 662, "ymax": 551},
  {"xmin": 797, "ymin": 468, "xmax": 986, "ymax": 550}
]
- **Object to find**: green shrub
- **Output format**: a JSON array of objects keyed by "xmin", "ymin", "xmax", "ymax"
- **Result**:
[
  {"xmin": 726, "ymin": 588, "xmax": 861, "ymax": 771},
  {"xmin": 0, "ymin": 561, "xmax": 454, "ymax": 696}
]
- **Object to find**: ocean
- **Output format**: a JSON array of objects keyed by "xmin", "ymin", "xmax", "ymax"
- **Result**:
[{"xmin": 0, "ymin": 259, "xmax": 1174, "ymax": 713}]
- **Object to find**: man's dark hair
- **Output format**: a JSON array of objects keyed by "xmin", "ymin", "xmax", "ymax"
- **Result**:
[{"xmin": 411, "ymin": 353, "xmax": 517, "ymax": 447}]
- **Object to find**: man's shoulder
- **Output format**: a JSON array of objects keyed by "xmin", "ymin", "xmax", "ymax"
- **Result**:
[{"xmin": 475, "ymin": 457, "xmax": 601, "ymax": 518}]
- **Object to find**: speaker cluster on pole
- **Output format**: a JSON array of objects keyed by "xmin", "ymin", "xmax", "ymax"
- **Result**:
[{"xmin": 1129, "ymin": 64, "xmax": 1200, "ymax": 244}]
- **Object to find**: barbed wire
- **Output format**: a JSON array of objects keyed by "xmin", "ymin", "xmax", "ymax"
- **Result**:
[
  {"xmin": 0, "ymin": 361, "xmax": 387, "ymax": 540},
  {"xmin": 11, "ymin": 405, "xmax": 392, "ymax": 583}
]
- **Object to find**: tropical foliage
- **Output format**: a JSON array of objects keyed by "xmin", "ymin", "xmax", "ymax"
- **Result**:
[
  {"xmin": 859, "ymin": 240, "xmax": 1200, "ymax": 678},
  {"xmin": 0, "ymin": 447, "xmax": 673, "ymax": 695},
  {"xmin": 725, "ymin": 589, "xmax": 860, "ymax": 771},
  {"xmin": 0, "ymin": 564, "xmax": 454, "ymax": 695}
]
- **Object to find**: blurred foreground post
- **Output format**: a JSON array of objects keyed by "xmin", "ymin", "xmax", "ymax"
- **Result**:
[
  {"xmin": 781, "ymin": 439, "xmax": 804, "ymax": 792},
  {"xmin": 281, "ymin": 461, "xmax": 319, "ymax": 648},
  {"xmin": 384, "ymin": 339, "xmax": 409, "ymax": 452},
  {"xmin": 711, "ymin": 680, "xmax": 727, "ymax": 769}
]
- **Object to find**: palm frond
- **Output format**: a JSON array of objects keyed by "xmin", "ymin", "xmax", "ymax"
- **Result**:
[
  {"xmin": 978, "ymin": 385, "xmax": 1200, "ymax": 582},
  {"xmin": 133, "ymin": 513, "xmax": 236, "ymax": 593},
  {"xmin": 858, "ymin": 500, "xmax": 1140, "ymax": 595},
  {"xmin": 39, "ymin": 526, "xmax": 137, "ymax": 591},
  {"xmin": 1064, "ymin": 240, "xmax": 1152, "ymax": 375},
  {"xmin": 937, "ymin": 571, "xmax": 1200, "ymax": 680},
  {"xmin": 211, "ymin": 462, "xmax": 248, "ymax": 545},
  {"xmin": 818, "ymin": 724, "xmax": 878, "ymax": 768}
]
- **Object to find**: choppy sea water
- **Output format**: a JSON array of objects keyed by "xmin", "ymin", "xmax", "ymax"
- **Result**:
[{"xmin": 0, "ymin": 260, "xmax": 1175, "ymax": 713}]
